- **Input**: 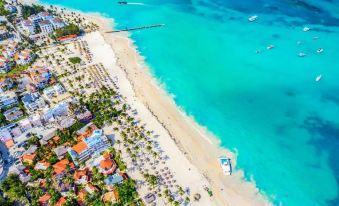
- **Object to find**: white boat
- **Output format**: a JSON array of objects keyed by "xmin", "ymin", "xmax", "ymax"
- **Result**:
[
  {"xmin": 267, "ymin": 44, "xmax": 275, "ymax": 50},
  {"xmin": 303, "ymin": 27, "xmax": 310, "ymax": 32},
  {"xmin": 218, "ymin": 156, "xmax": 232, "ymax": 175},
  {"xmin": 315, "ymin": 74, "xmax": 322, "ymax": 82},
  {"xmin": 298, "ymin": 52, "xmax": 306, "ymax": 57},
  {"xmin": 316, "ymin": 48, "xmax": 324, "ymax": 53},
  {"xmin": 248, "ymin": 15, "xmax": 258, "ymax": 22}
]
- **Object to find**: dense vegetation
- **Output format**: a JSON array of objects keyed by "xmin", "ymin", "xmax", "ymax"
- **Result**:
[
  {"xmin": 0, "ymin": 0, "xmax": 9, "ymax": 16},
  {"xmin": 22, "ymin": 4, "xmax": 45, "ymax": 19},
  {"xmin": 54, "ymin": 24, "xmax": 81, "ymax": 38},
  {"xmin": 83, "ymin": 87, "xmax": 122, "ymax": 128},
  {"xmin": 0, "ymin": 174, "xmax": 29, "ymax": 204},
  {"xmin": 68, "ymin": 57, "xmax": 81, "ymax": 64}
]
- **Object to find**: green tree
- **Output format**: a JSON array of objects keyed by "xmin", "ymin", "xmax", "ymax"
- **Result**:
[{"xmin": 0, "ymin": 174, "xmax": 29, "ymax": 204}]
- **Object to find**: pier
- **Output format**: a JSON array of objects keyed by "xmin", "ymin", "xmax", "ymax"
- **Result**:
[{"xmin": 106, "ymin": 24, "xmax": 165, "ymax": 33}]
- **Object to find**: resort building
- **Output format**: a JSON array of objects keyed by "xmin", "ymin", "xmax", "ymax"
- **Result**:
[
  {"xmin": 18, "ymin": 118, "xmax": 32, "ymax": 132},
  {"xmin": 21, "ymin": 20, "xmax": 35, "ymax": 34},
  {"xmin": 68, "ymin": 129, "xmax": 111, "ymax": 165},
  {"xmin": 39, "ymin": 20, "xmax": 54, "ymax": 34},
  {"xmin": 21, "ymin": 92, "xmax": 46, "ymax": 113},
  {"xmin": 51, "ymin": 17, "xmax": 65, "ymax": 29},
  {"xmin": 0, "ymin": 56, "xmax": 10, "ymax": 73},
  {"xmin": 104, "ymin": 173, "xmax": 125, "ymax": 188},
  {"xmin": 28, "ymin": 14, "xmax": 43, "ymax": 27},
  {"xmin": 0, "ymin": 91, "xmax": 18, "ymax": 109},
  {"xmin": 42, "ymin": 100, "xmax": 69, "ymax": 122},
  {"xmin": 3, "ymin": 107, "xmax": 23, "ymax": 121},
  {"xmin": 42, "ymin": 83, "xmax": 66, "ymax": 101},
  {"xmin": 38, "ymin": 12, "xmax": 53, "ymax": 21},
  {"xmin": 15, "ymin": 49, "xmax": 35, "ymax": 65},
  {"xmin": 29, "ymin": 66, "xmax": 52, "ymax": 89}
]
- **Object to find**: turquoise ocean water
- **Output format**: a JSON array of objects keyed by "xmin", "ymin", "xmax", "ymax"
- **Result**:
[{"xmin": 41, "ymin": 0, "xmax": 339, "ymax": 205}]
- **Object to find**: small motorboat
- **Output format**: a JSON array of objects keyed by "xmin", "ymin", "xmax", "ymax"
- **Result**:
[
  {"xmin": 316, "ymin": 48, "xmax": 324, "ymax": 54},
  {"xmin": 315, "ymin": 74, "xmax": 322, "ymax": 82},
  {"xmin": 248, "ymin": 15, "xmax": 258, "ymax": 22},
  {"xmin": 255, "ymin": 49, "xmax": 261, "ymax": 54},
  {"xmin": 218, "ymin": 156, "xmax": 232, "ymax": 175},
  {"xmin": 298, "ymin": 52, "xmax": 306, "ymax": 57},
  {"xmin": 267, "ymin": 44, "xmax": 275, "ymax": 50},
  {"xmin": 303, "ymin": 27, "xmax": 310, "ymax": 32},
  {"xmin": 118, "ymin": 1, "xmax": 128, "ymax": 4}
]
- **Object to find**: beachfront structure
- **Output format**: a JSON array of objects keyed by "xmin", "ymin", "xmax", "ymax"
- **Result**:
[
  {"xmin": 42, "ymin": 84, "xmax": 66, "ymax": 101},
  {"xmin": 0, "ymin": 56, "xmax": 10, "ymax": 73},
  {"xmin": 39, "ymin": 20, "xmax": 54, "ymax": 34},
  {"xmin": 28, "ymin": 14, "xmax": 43, "ymax": 27},
  {"xmin": 21, "ymin": 92, "xmax": 46, "ymax": 113},
  {"xmin": 2, "ymin": 41, "xmax": 18, "ymax": 58},
  {"xmin": 51, "ymin": 17, "xmax": 65, "ymax": 29},
  {"xmin": 15, "ymin": 49, "xmax": 35, "ymax": 65},
  {"xmin": 68, "ymin": 129, "xmax": 111, "ymax": 165},
  {"xmin": 29, "ymin": 67, "xmax": 52, "ymax": 90},
  {"xmin": 22, "ymin": 20, "xmax": 35, "ymax": 34},
  {"xmin": 42, "ymin": 100, "xmax": 69, "ymax": 121},
  {"xmin": 38, "ymin": 12, "xmax": 53, "ymax": 21},
  {"xmin": 0, "ymin": 91, "xmax": 18, "ymax": 109},
  {"xmin": 3, "ymin": 107, "xmax": 23, "ymax": 121},
  {"xmin": 99, "ymin": 156, "xmax": 117, "ymax": 175}
]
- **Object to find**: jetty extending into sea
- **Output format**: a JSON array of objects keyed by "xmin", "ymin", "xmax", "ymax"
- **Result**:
[{"xmin": 106, "ymin": 24, "xmax": 165, "ymax": 33}]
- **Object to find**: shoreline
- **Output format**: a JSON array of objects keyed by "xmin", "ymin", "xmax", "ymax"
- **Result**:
[
  {"xmin": 21, "ymin": 0, "xmax": 272, "ymax": 205},
  {"xmin": 92, "ymin": 14, "xmax": 272, "ymax": 206}
]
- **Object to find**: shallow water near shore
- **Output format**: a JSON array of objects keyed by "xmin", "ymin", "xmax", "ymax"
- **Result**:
[{"xmin": 41, "ymin": 0, "xmax": 339, "ymax": 205}]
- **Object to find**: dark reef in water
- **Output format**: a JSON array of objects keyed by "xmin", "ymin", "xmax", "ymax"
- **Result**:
[{"xmin": 301, "ymin": 115, "xmax": 339, "ymax": 205}]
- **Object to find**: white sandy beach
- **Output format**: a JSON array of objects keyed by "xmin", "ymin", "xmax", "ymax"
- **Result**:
[
  {"xmin": 90, "ymin": 15, "xmax": 271, "ymax": 206},
  {"xmin": 21, "ymin": 0, "xmax": 272, "ymax": 205}
]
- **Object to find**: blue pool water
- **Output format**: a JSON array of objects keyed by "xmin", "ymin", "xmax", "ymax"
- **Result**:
[{"xmin": 40, "ymin": 0, "xmax": 339, "ymax": 205}]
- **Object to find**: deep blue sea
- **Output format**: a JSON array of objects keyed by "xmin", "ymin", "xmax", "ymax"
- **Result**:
[{"xmin": 40, "ymin": 0, "xmax": 339, "ymax": 205}]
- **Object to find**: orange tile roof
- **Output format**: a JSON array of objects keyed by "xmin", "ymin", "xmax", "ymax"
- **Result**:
[
  {"xmin": 72, "ymin": 141, "xmax": 88, "ymax": 154},
  {"xmin": 38, "ymin": 193, "xmax": 51, "ymax": 203},
  {"xmin": 102, "ymin": 190, "xmax": 119, "ymax": 203},
  {"xmin": 78, "ymin": 189, "xmax": 87, "ymax": 202},
  {"xmin": 74, "ymin": 169, "xmax": 88, "ymax": 181},
  {"xmin": 53, "ymin": 159, "xmax": 74, "ymax": 175},
  {"xmin": 100, "ymin": 159, "xmax": 114, "ymax": 170},
  {"xmin": 22, "ymin": 153, "xmax": 36, "ymax": 163},
  {"xmin": 5, "ymin": 139, "xmax": 14, "ymax": 148},
  {"xmin": 53, "ymin": 135, "xmax": 60, "ymax": 141},
  {"xmin": 56, "ymin": 197, "xmax": 66, "ymax": 206}
]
